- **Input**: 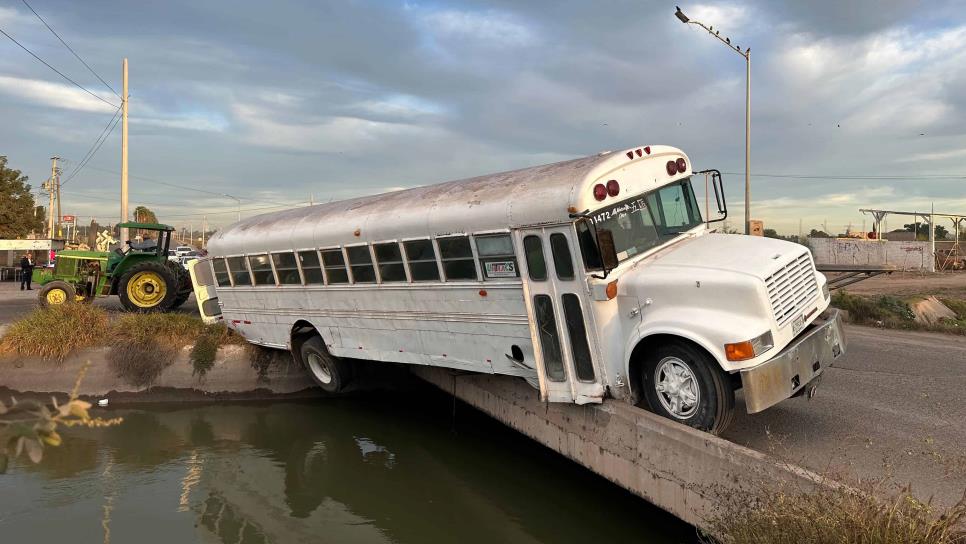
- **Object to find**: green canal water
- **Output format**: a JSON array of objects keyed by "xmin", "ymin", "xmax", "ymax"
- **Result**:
[{"xmin": 0, "ymin": 391, "xmax": 693, "ymax": 543}]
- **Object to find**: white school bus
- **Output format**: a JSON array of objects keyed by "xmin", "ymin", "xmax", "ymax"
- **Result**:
[{"xmin": 191, "ymin": 145, "xmax": 846, "ymax": 434}]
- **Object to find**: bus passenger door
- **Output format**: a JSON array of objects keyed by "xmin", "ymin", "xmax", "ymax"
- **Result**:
[{"xmin": 515, "ymin": 227, "xmax": 605, "ymax": 404}]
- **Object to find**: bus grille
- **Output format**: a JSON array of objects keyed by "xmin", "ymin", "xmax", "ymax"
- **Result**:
[{"xmin": 765, "ymin": 252, "xmax": 819, "ymax": 327}]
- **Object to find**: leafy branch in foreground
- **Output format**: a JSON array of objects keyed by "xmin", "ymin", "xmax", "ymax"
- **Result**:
[{"xmin": 0, "ymin": 362, "xmax": 122, "ymax": 473}]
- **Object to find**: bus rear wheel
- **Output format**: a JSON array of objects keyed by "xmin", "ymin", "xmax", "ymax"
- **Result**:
[
  {"xmin": 300, "ymin": 336, "xmax": 349, "ymax": 394},
  {"xmin": 640, "ymin": 342, "xmax": 735, "ymax": 435}
]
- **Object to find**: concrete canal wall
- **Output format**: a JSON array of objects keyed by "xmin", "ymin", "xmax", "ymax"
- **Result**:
[
  {"xmin": 0, "ymin": 345, "xmax": 319, "ymax": 401},
  {"xmin": 413, "ymin": 366, "xmax": 832, "ymax": 533}
]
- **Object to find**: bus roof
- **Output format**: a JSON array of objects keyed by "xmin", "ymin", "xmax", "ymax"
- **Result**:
[{"xmin": 208, "ymin": 145, "xmax": 689, "ymax": 256}]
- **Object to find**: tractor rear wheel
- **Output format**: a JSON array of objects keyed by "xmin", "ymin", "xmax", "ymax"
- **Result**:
[
  {"xmin": 165, "ymin": 261, "xmax": 192, "ymax": 309},
  {"xmin": 118, "ymin": 261, "xmax": 178, "ymax": 312},
  {"xmin": 38, "ymin": 281, "xmax": 77, "ymax": 308}
]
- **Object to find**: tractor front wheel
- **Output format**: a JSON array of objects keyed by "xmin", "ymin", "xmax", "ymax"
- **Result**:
[
  {"xmin": 38, "ymin": 281, "xmax": 77, "ymax": 308},
  {"xmin": 118, "ymin": 262, "xmax": 178, "ymax": 312}
]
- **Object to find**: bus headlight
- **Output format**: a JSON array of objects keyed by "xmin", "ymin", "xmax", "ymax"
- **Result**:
[{"xmin": 725, "ymin": 331, "xmax": 774, "ymax": 361}]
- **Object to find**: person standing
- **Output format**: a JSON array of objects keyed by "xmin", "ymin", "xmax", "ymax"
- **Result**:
[{"xmin": 20, "ymin": 252, "xmax": 34, "ymax": 290}]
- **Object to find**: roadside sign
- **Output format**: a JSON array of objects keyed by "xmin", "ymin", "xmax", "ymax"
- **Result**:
[{"xmin": 62, "ymin": 215, "xmax": 75, "ymax": 222}]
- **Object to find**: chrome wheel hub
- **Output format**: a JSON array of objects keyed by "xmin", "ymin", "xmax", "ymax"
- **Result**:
[
  {"xmin": 307, "ymin": 353, "xmax": 333, "ymax": 384},
  {"xmin": 654, "ymin": 357, "xmax": 699, "ymax": 419}
]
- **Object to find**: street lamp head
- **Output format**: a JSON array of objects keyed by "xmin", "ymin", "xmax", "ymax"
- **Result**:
[{"xmin": 674, "ymin": 6, "xmax": 689, "ymax": 23}]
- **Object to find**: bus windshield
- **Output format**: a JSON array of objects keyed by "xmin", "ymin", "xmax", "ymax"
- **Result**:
[{"xmin": 584, "ymin": 178, "xmax": 703, "ymax": 264}]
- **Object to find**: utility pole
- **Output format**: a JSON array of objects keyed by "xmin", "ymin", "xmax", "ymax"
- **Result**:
[
  {"xmin": 46, "ymin": 156, "xmax": 60, "ymax": 238},
  {"xmin": 55, "ymin": 159, "xmax": 62, "ymax": 238},
  {"xmin": 120, "ymin": 58, "xmax": 129, "ymax": 244}
]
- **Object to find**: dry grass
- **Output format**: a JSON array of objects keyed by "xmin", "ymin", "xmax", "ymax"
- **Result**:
[
  {"xmin": 1, "ymin": 307, "xmax": 243, "ymax": 371},
  {"xmin": 833, "ymin": 291, "xmax": 966, "ymax": 335},
  {"xmin": 0, "ymin": 305, "xmax": 110, "ymax": 361},
  {"xmin": 706, "ymin": 485, "xmax": 966, "ymax": 544},
  {"xmin": 247, "ymin": 344, "xmax": 276, "ymax": 383},
  {"xmin": 190, "ymin": 331, "xmax": 221, "ymax": 378},
  {"xmin": 107, "ymin": 339, "xmax": 177, "ymax": 388}
]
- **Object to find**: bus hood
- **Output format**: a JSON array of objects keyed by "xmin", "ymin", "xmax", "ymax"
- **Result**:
[{"xmin": 644, "ymin": 232, "xmax": 810, "ymax": 280}]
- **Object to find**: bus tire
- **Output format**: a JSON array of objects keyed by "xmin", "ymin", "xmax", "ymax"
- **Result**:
[
  {"xmin": 300, "ymin": 336, "xmax": 349, "ymax": 394},
  {"xmin": 640, "ymin": 341, "xmax": 735, "ymax": 435}
]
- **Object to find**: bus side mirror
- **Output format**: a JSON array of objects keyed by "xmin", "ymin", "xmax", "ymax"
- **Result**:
[
  {"xmin": 597, "ymin": 229, "xmax": 619, "ymax": 270},
  {"xmin": 712, "ymin": 173, "xmax": 726, "ymax": 215}
]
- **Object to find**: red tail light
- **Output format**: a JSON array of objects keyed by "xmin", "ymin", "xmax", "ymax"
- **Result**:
[
  {"xmin": 666, "ymin": 161, "xmax": 677, "ymax": 176},
  {"xmin": 593, "ymin": 184, "xmax": 607, "ymax": 201},
  {"xmin": 676, "ymin": 158, "xmax": 687, "ymax": 173},
  {"xmin": 606, "ymin": 179, "xmax": 620, "ymax": 197}
]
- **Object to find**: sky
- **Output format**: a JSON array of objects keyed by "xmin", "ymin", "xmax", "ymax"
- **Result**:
[{"xmin": 1, "ymin": 0, "xmax": 966, "ymax": 235}]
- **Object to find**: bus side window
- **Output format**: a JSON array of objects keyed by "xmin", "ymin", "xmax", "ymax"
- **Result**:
[
  {"xmin": 226, "ymin": 256, "xmax": 250, "ymax": 286},
  {"xmin": 272, "ymin": 252, "xmax": 301, "ymax": 285},
  {"xmin": 523, "ymin": 235, "xmax": 547, "ymax": 281},
  {"xmin": 549, "ymin": 233, "xmax": 575, "ymax": 280},
  {"xmin": 320, "ymin": 249, "xmax": 348, "ymax": 284},
  {"xmin": 575, "ymin": 220, "xmax": 602, "ymax": 271},
  {"xmin": 346, "ymin": 245, "xmax": 376, "ymax": 283},
  {"xmin": 437, "ymin": 236, "xmax": 477, "ymax": 281},
  {"xmin": 403, "ymin": 239, "xmax": 440, "ymax": 281},
  {"xmin": 475, "ymin": 234, "xmax": 518, "ymax": 280},
  {"xmin": 248, "ymin": 254, "xmax": 275, "ymax": 285},
  {"xmin": 374, "ymin": 243, "xmax": 407, "ymax": 282},
  {"xmin": 212, "ymin": 258, "xmax": 231, "ymax": 287},
  {"xmin": 299, "ymin": 250, "xmax": 324, "ymax": 284}
]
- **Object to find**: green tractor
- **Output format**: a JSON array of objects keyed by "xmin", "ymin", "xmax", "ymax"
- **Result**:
[{"xmin": 32, "ymin": 221, "xmax": 192, "ymax": 313}]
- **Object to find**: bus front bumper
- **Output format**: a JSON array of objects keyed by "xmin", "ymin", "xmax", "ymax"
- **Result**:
[{"xmin": 739, "ymin": 309, "xmax": 847, "ymax": 414}]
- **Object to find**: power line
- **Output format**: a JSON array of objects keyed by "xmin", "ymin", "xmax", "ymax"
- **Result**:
[
  {"xmin": 19, "ymin": 0, "xmax": 120, "ymax": 98},
  {"xmin": 0, "ymin": 26, "xmax": 119, "ymax": 108},
  {"xmin": 80, "ymin": 164, "xmax": 307, "ymax": 207},
  {"xmin": 721, "ymin": 172, "xmax": 966, "ymax": 180},
  {"xmin": 61, "ymin": 106, "xmax": 121, "ymax": 186}
]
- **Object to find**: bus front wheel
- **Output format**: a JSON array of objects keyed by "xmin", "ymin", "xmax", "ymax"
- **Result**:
[
  {"xmin": 640, "ymin": 342, "xmax": 735, "ymax": 435},
  {"xmin": 300, "ymin": 336, "xmax": 349, "ymax": 394}
]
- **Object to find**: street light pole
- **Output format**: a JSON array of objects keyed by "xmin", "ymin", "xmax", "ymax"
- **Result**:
[
  {"xmin": 675, "ymin": 6, "xmax": 752, "ymax": 234},
  {"xmin": 223, "ymin": 193, "xmax": 241, "ymax": 222}
]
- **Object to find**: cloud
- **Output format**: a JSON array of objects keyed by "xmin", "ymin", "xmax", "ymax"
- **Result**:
[
  {"xmin": 230, "ymin": 101, "xmax": 437, "ymax": 153},
  {"xmin": 421, "ymin": 8, "xmax": 536, "ymax": 47},
  {"xmin": 0, "ymin": 75, "xmax": 117, "ymax": 113},
  {"xmin": 897, "ymin": 147, "xmax": 966, "ymax": 162}
]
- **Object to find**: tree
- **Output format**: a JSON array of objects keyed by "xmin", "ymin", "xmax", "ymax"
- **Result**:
[
  {"xmin": 132, "ymin": 205, "xmax": 159, "ymax": 240},
  {"xmin": 808, "ymin": 229, "xmax": 830, "ymax": 238},
  {"xmin": 0, "ymin": 156, "xmax": 43, "ymax": 238},
  {"xmin": 763, "ymin": 228, "xmax": 779, "ymax": 238},
  {"xmin": 902, "ymin": 222, "xmax": 948, "ymax": 240},
  {"xmin": 133, "ymin": 205, "xmax": 158, "ymax": 224}
]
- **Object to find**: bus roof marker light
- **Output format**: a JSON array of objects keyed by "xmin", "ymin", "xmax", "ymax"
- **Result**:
[
  {"xmin": 635, "ymin": 149, "xmax": 643, "ymax": 157},
  {"xmin": 643, "ymin": 146, "xmax": 651, "ymax": 154},
  {"xmin": 606, "ymin": 180, "xmax": 620, "ymax": 197},
  {"xmin": 593, "ymin": 184, "xmax": 608, "ymax": 201},
  {"xmin": 676, "ymin": 158, "xmax": 687, "ymax": 173},
  {"xmin": 625, "ymin": 151, "xmax": 634, "ymax": 159},
  {"xmin": 666, "ymin": 160, "xmax": 677, "ymax": 176}
]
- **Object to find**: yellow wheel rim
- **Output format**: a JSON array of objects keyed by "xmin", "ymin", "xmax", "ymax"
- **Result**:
[
  {"xmin": 46, "ymin": 288, "xmax": 67, "ymax": 305},
  {"xmin": 127, "ymin": 271, "xmax": 167, "ymax": 308}
]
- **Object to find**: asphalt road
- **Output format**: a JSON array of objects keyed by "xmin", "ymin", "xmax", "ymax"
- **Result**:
[
  {"xmin": 2, "ymin": 281, "xmax": 964, "ymax": 504},
  {"xmin": 725, "ymin": 324, "xmax": 966, "ymax": 506}
]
